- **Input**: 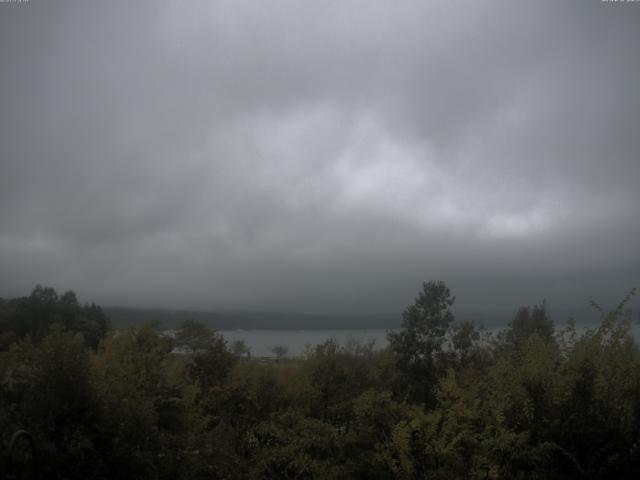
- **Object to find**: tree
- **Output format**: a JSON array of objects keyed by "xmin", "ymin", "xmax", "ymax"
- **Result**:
[
  {"xmin": 450, "ymin": 319, "xmax": 487, "ymax": 368},
  {"xmin": 232, "ymin": 339, "xmax": 251, "ymax": 358},
  {"xmin": 505, "ymin": 301, "xmax": 553, "ymax": 348},
  {"xmin": 0, "ymin": 286, "xmax": 110, "ymax": 350},
  {"xmin": 387, "ymin": 280, "xmax": 455, "ymax": 406},
  {"xmin": 271, "ymin": 345, "xmax": 289, "ymax": 361},
  {"xmin": 6, "ymin": 326, "xmax": 103, "ymax": 479},
  {"xmin": 175, "ymin": 319, "xmax": 216, "ymax": 353},
  {"xmin": 175, "ymin": 320, "xmax": 235, "ymax": 392},
  {"xmin": 94, "ymin": 324, "xmax": 191, "ymax": 479},
  {"xmin": 190, "ymin": 337, "xmax": 236, "ymax": 391}
]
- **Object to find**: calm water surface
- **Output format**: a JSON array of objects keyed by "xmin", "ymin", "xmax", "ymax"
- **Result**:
[
  {"xmin": 220, "ymin": 329, "xmax": 390, "ymax": 357},
  {"xmin": 220, "ymin": 323, "xmax": 640, "ymax": 357}
]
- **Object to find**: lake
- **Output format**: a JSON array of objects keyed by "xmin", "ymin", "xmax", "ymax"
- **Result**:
[
  {"xmin": 219, "ymin": 329, "xmax": 391, "ymax": 357},
  {"xmin": 220, "ymin": 322, "xmax": 640, "ymax": 357}
]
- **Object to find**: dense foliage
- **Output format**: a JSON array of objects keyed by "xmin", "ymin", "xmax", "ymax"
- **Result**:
[
  {"xmin": 1, "ymin": 283, "xmax": 639, "ymax": 479},
  {"xmin": 0, "ymin": 285, "xmax": 110, "ymax": 350}
]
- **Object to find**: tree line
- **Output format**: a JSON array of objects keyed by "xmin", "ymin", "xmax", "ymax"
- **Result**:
[{"xmin": 0, "ymin": 282, "xmax": 638, "ymax": 479}]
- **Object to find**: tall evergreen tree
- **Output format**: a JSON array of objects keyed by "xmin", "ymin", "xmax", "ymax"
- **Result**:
[{"xmin": 388, "ymin": 280, "xmax": 455, "ymax": 406}]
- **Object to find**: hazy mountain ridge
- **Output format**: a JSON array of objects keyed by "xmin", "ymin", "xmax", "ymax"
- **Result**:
[{"xmin": 104, "ymin": 306, "xmax": 402, "ymax": 330}]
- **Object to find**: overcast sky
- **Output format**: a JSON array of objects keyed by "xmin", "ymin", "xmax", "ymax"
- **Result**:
[{"xmin": 1, "ymin": 0, "xmax": 638, "ymax": 317}]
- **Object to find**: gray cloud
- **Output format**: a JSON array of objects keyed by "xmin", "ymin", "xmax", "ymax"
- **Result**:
[{"xmin": 0, "ymin": 0, "xmax": 638, "ymax": 317}]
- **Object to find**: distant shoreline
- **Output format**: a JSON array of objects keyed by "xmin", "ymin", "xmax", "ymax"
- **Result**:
[{"xmin": 104, "ymin": 305, "xmax": 606, "ymax": 331}]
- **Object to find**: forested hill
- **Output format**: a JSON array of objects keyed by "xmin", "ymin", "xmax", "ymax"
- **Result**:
[{"xmin": 104, "ymin": 306, "xmax": 401, "ymax": 330}]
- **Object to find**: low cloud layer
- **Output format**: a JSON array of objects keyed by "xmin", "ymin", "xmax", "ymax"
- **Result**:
[{"xmin": 1, "ymin": 0, "xmax": 638, "ymax": 316}]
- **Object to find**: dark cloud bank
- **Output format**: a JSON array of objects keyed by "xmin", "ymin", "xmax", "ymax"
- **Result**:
[{"xmin": 1, "ymin": 0, "xmax": 638, "ymax": 321}]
